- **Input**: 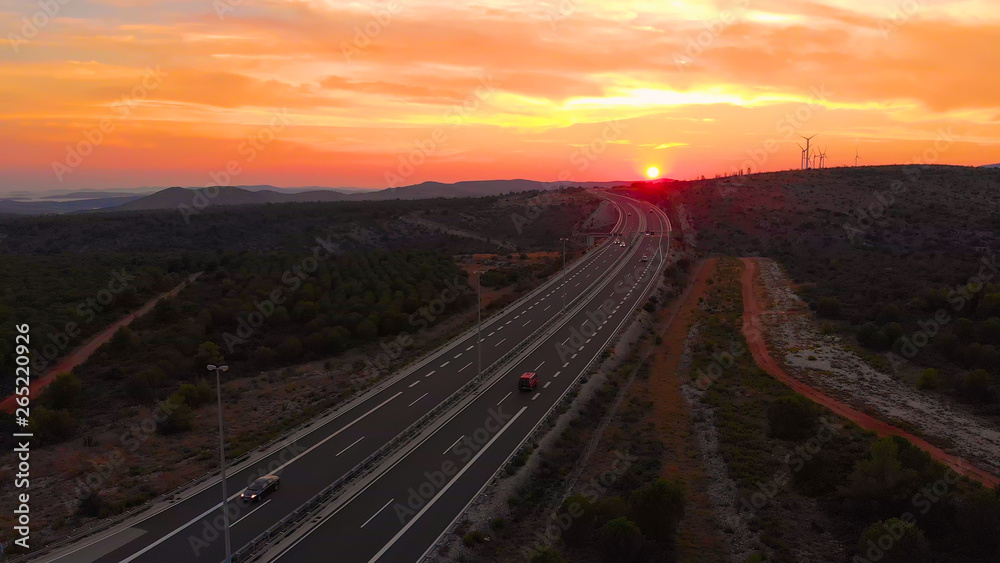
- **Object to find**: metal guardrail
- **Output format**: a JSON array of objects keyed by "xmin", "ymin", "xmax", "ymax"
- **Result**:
[
  {"xmin": 15, "ymin": 234, "xmax": 624, "ymax": 563},
  {"xmin": 421, "ymin": 199, "xmax": 670, "ymax": 560},
  {"xmin": 233, "ymin": 236, "xmax": 634, "ymax": 562}
]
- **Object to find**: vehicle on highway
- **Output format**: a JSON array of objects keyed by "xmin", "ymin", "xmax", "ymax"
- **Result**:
[
  {"xmin": 241, "ymin": 475, "xmax": 280, "ymax": 502},
  {"xmin": 518, "ymin": 372, "xmax": 538, "ymax": 391},
  {"xmin": 641, "ymin": 255, "xmax": 648, "ymax": 262}
]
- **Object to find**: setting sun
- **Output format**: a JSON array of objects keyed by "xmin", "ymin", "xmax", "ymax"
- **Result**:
[{"xmin": 646, "ymin": 166, "xmax": 660, "ymax": 179}]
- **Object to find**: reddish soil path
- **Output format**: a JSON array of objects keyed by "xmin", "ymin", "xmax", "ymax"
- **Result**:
[
  {"xmin": 2, "ymin": 272, "xmax": 202, "ymax": 413},
  {"xmin": 740, "ymin": 258, "xmax": 999, "ymax": 488}
]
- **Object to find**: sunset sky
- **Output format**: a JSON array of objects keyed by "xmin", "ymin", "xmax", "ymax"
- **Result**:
[{"xmin": 2, "ymin": 0, "xmax": 998, "ymax": 192}]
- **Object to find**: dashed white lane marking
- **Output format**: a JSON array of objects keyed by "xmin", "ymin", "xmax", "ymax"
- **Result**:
[
  {"xmin": 336, "ymin": 436, "xmax": 364, "ymax": 457},
  {"xmin": 231, "ymin": 499, "xmax": 271, "ymax": 526},
  {"xmin": 443, "ymin": 435, "xmax": 464, "ymax": 455},
  {"xmin": 425, "ymin": 370, "xmax": 436, "ymax": 378},
  {"xmin": 360, "ymin": 498, "xmax": 394, "ymax": 529},
  {"xmin": 408, "ymin": 380, "xmax": 420, "ymax": 388},
  {"xmin": 440, "ymin": 361, "xmax": 450, "ymax": 367},
  {"xmin": 562, "ymin": 362, "xmax": 569, "ymax": 368},
  {"xmin": 454, "ymin": 353, "xmax": 462, "ymax": 359},
  {"xmin": 532, "ymin": 393, "xmax": 540, "ymax": 401},
  {"xmin": 543, "ymin": 382, "xmax": 551, "ymax": 389},
  {"xmin": 498, "ymin": 391, "xmax": 512, "ymax": 405},
  {"xmin": 554, "ymin": 371, "xmax": 561, "ymax": 378},
  {"xmin": 571, "ymin": 353, "xmax": 578, "ymax": 359},
  {"xmin": 408, "ymin": 393, "xmax": 428, "ymax": 407},
  {"xmin": 496, "ymin": 338, "xmax": 507, "ymax": 346}
]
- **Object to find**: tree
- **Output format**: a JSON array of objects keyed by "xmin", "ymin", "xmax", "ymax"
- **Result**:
[
  {"xmin": 40, "ymin": 372, "xmax": 83, "ymax": 410},
  {"xmin": 355, "ymin": 319, "xmax": 379, "ymax": 340},
  {"xmin": 194, "ymin": 341, "xmax": 225, "ymax": 368},
  {"xmin": 844, "ymin": 438, "xmax": 920, "ymax": 501},
  {"xmin": 530, "ymin": 548, "xmax": 568, "ymax": 563},
  {"xmin": 598, "ymin": 517, "xmax": 645, "ymax": 563},
  {"xmin": 857, "ymin": 518, "xmax": 929, "ymax": 563},
  {"xmin": 628, "ymin": 478, "xmax": 685, "ymax": 540},
  {"xmin": 126, "ymin": 367, "xmax": 167, "ymax": 403},
  {"xmin": 916, "ymin": 368, "xmax": 938, "ymax": 391},
  {"xmin": 957, "ymin": 369, "xmax": 992, "ymax": 403},
  {"xmin": 767, "ymin": 394, "xmax": 819, "ymax": 440},
  {"xmin": 158, "ymin": 402, "xmax": 194, "ymax": 434},
  {"xmin": 278, "ymin": 336, "xmax": 303, "ymax": 361},
  {"xmin": 816, "ymin": 296, "xmax": 841, "ymax": 318},
  {"xmin": 31, "ymin": 407, "xmax": 77, "ymax": 443}
]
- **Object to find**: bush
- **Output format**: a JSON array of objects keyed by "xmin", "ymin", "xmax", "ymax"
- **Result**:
[
  {"xmin": 158, "ymin": 402, "xmax": 194, "ymax": 434},
  {"xmin": 916, "ymin": 368, "xmax": 938, "ymax": 390},
  {"xmin": 816, "ymin": 296, "xmax": 841, "ymax": 318},
  {"xmin": 126, "ymin": 367, "xmax": 167, "ymax": 403},
  {"xmin": 628, "ymin": 478, "xmax": 685, "ymax": 540},
  {"xmin": 598, "ymin": 517, "xmax": 645, "ymax": 563},
  {"xmin": 857, "ymin": 518, "xmax": 929, "ymax": 563},
  {"xmin": 31, "ymin": 407, "xmax": 77, "ymax": 443},
  {"xmin": 530, "ymin": 548, "xmax": 567, "ymax": 563},
  {"xmin": 766, "ymin": 394, "xmax": 819, "ymax": 440},
  {"xmin": 78, "ymin": 491, "xmax": 105, "ymax": 517},
  {"xmin": 462, "ymin": 530, "xmax": 486, "ymax": 546},
  {"xmin": 176, "ymin": 379, "xmax": 213, "ymax": 408},
  {"xmin": 844, "ymin": 438, "xmax": 921, "ymax": 501},
  {"xmin": 957, "ymin": 369, "xmax": 993, "ymax": 403},
  {"xmin": 39, "ymin": 372, "xmax": 83, "ymax": 410}
]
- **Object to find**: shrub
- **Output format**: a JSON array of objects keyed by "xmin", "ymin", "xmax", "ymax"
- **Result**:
[
  {"xmin": 598, "ymin": 517, "xmax": 645, "ymax": 563},
  {"xmin": 530, "ymin": 548, "xmax": 567, "ymax": 563},
  {"xmin": 39, "ymin": 372, "xmax": 83, "ymax": 410},
  {"xmin": 916, "ymin": 368, "xmax": 938, "ymax": 390},
  {"xmin": 857, "ymin": 518, "xmax": 929, "ymax": 563},
  {"xmin": 957, "ymin": 369, "xmax": 993, "ymax": 403},
  {"xmin": 766, "ymin": 394, "xmax": 819, "ymax": 440},
  {"xmin": 158, "ymin": 402, "xmax": 194, "ymax": 434},
  {"xmin": 816, "ymin": 296, "xmax": 841, "ymax": 318},
  {"xmin": 31, "ymin": 407, "xmax": 77, "ymax": 443},
  {"xmin": 628, "ymin": 478, "xmax": 685, "ymax": 540}
]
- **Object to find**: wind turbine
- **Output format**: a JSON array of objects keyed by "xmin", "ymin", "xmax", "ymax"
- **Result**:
[
  {"xmin": 819, "ymin": 147, "xmax": 827, "ymax": 169},
  {"xmin": 800, "ymin": 134, "xmax": 816, "ymax": 169},
  {"xmin": 854, "ymin": 148, "xmax": 861, "ymax": 167},
  {"xmin": 813, "ymin": 149, "xmax": 820, "ymax": 169},
  {"xmin": 797, "ymin": 143, "xmax": 806, "ymax": 169}
]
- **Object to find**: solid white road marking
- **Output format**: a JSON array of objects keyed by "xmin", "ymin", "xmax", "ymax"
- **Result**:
[
  {"xmin": 408, "ymin": 393, "xmax": 428, "ymax": 407},
  {"xmin": 496, "ymin": 338, "xmax": 506, "ymax": 346},
  {"xmin": 498, "ymin": 392, "xmax": 511, "ymax": 405},
  {"xmin": 459, "ymin": 362, "xmax": 472, "ymax": 372}
]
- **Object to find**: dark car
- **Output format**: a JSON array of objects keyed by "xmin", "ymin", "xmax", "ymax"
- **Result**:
[{"xmin": 241, "ymin": 475, "xmax": 280, "ymax": 502}]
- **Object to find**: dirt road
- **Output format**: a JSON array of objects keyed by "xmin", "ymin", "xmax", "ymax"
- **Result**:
[
  {"xmin": 740, "ymin": 257, "xmax": 998, "ymax": 488},
  {"xmin": 2, "ymin": 272, "xmax": 202, "ymax": 413}
]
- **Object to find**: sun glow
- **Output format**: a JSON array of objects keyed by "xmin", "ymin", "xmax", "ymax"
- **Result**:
[{"xmin": 646, "ymin": 166, "xmax": 659, "ymax": 178}]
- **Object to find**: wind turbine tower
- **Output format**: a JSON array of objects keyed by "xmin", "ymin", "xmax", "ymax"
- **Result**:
[
  {"xmin": 800, "ymin": 134, "xmax": 816, "ymax": 169},
  {"xmin": 819, "ymin": 147, "xmax": 827, "ymax": 169},
  {"xmin": 854, "ymin": 148, "xmax": 860, "ymax": 167}
]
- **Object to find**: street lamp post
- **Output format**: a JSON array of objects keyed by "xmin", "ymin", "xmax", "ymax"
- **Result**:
[
  {"xmin": 207, "ymin": 364, "xmax": 232, "ymax": 563},
  {"xmin": 559, "ymin": 237, "xmax": 569, "ymax": 271}
]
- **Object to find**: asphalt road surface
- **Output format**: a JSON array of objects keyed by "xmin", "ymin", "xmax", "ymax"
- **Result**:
[{"xmin": 37, "ymin": 193, "xmax": 662, "ymax": 563}]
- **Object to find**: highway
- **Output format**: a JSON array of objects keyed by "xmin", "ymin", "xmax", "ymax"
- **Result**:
[
  {"xmin": 35, "ymin": 192, "xmax": 662, "ymax": 563},
  {"xmin": 263, "ymin": 195, "xmax": 670, "ymax": 562}
]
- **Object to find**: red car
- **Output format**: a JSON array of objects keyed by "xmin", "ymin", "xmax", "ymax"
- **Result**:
[{"xmin": 518, "ymin": 372, "xmax": 538, "ymax": 391}]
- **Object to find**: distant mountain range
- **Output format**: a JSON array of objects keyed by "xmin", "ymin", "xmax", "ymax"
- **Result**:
[
  {"xmin": 981, "ymin": 163, "xmax": 1000, "ymax": 168},
  {"xmin": 110, "ymin": 179, "xmax": 630, "ymax": 213},
  {"xmin": 0, "ymin": 179, "xmax": 633, "ymax": 215}
]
